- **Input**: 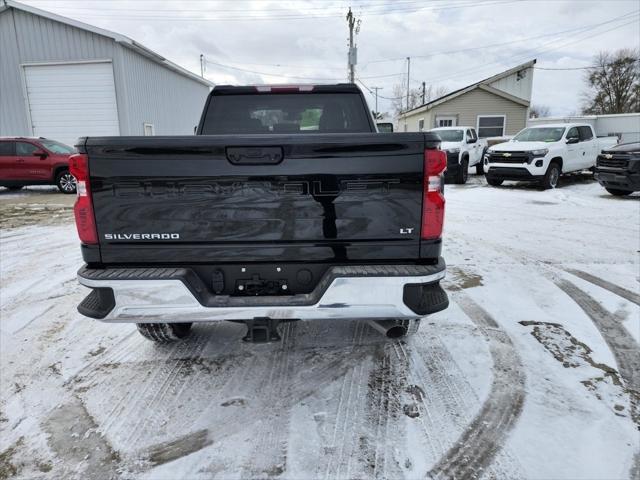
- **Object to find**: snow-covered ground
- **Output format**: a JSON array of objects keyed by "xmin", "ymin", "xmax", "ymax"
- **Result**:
[{"xmin": 1, "ymin": 176, "xmax": 638, "ymax": 480}]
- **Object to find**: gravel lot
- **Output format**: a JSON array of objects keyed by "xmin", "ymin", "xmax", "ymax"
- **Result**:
[{"xmin": 1, "ymin": 175, "xmax": 638, "ymax": 480}]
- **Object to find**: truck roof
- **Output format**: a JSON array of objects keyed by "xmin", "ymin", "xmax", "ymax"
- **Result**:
[
  {"xmin": 527, "ymin": 123, "xmax": 592, "ymax": 129},
  {"xmin": 429, "ymin": 126, "xmax": 470, "ymax": 131},
  {"xmin": 211, "ymin": 83, "xmax": 362, "ymax": 95}
]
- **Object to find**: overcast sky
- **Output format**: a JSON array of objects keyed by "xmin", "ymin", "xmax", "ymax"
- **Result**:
[{"xmin": 24, "ymin": 0, "xmax": 640, "ymax": 117}]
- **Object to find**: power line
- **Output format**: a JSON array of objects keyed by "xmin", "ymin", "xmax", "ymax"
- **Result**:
[
  {"xmin": 357, "ymin": 13, "xmax": 640, "ymax": 103},
  {"xmin": 36, "ymin": 0, "xmax": 520, "ymax": 21},
  {"xmin": 408, "ymin": 12, "xmax": 639, "ymax": 87},
  {"xmin": 361, "ymin": 11, "xmax": 639, "ymax": 66},
  {"xmin": 44, "ymin": 0, "xmax": 428, "ymax": 14},
  {"xmin": 535, "ymin": 61, "xmax": 640, "ymax": 71},
  {"xmin": 195, "ymin": 11, "xmax": 638, "ymax": 73},
  {"xmin": 204, "ymin": 59, "xmax": 402, "ymax": 81}
]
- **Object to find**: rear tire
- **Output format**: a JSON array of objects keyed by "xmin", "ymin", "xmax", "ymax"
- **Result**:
[
  {"xmin": 456, "ymin": 158, "xmax": 469, "ymax": 184},
  {"xmin": 6, "ymin": 185, "xmax": 23, "ymax": 191},
  {"xmin": 136, "ymin": 323, "xmax": 193, "ymax": 343},
  {"xmin": 541, "ymin": 162, "xmax": 561, "ymax": 190},
  {"xmin": 487, "ymin": 177, "xmax": 503, "ymax": 186},
  {"xmin": 56, "ymin": 169, "xmax": 77, "ymax": 194},
  {"xmin": 605, "ymin": 188, "xmax": 633, "ymax": 196}
]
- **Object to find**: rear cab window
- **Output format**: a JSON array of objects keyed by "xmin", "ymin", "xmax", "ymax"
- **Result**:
[
  {"xmin": 200, "ymin": 92, "xmax": 373, "ymax": 135},
  {"xmin": 578, "ymin": 126, "xmax": 594, "ymax": 141}
]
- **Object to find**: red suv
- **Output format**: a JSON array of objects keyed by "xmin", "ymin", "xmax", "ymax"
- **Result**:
[{"xmin": 0, "ymin": 137, "xmax": 77, "ymax": 194}]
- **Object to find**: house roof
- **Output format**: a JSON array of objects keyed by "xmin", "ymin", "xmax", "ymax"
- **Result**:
[
  {"xmin": 399, "ymin": 59, "xmax": 536, "ymax": 118},
  {"xmin": 0, "ymin": 0, "xmax": 213, "ymax": 88}
]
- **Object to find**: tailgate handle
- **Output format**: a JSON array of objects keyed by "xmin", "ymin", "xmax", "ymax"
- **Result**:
[{"xmin": 226, "ymin": 146, "xmax": 284, "ymax": 165}]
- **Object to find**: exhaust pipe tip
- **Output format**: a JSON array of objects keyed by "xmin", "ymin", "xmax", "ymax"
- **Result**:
[
  {"xmin": 366, "ymin": 319, "xmax": 408, "ymax": 339},
  {"xmin": 385, "ymin": 325, "xmax": 408, "ymax": 338}
]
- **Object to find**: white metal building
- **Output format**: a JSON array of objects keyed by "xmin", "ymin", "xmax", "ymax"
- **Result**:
[
  {"xmin": 0, "ymin": 0, "xmax": 212, "ymax": 146},
  {"xmin": 528, "ymin": 113, "xmax": 640, "ymax": 143}
]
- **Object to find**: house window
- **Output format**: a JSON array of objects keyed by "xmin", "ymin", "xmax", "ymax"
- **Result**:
[
  {"xmin": 477, "ymin": 115, "xmax": 505, "ymax": 138},
  {"xmin": 143, "ymin": 123, "xmax": 155, "ymax": 136},
  {"xmin": 436, "ymin": 115, "xmax": 456, "ymax": 127},
  {"xmin": 418, "ymin": 119, "xmax": 424, "ymax": 131}
]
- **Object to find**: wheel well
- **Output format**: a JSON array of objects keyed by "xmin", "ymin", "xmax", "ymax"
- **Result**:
[
  {"xmin": 550, "ymin": 157, "xmax": 563, "ymax": 172},
  {"xmin": 52, "ymin": 165, "xmax": 69, "ymax": 181}
]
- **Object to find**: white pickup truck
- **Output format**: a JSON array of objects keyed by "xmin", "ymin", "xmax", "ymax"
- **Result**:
[
  {"xmin": 429, "ymin": 126, "xmax": 487, "ymax": 184},
  {"xmin": 485, "ymin": 123, "xmax": 618, "ymax": 189}
]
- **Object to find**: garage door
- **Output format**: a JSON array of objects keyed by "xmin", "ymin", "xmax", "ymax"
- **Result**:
[{"xmin": 24, "ymin": 62, "xmax": 120, "ymax": 147}]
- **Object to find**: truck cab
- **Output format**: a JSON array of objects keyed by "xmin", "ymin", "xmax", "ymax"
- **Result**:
[{"xmin": 429, "ymin": 127, "xmax": 487, "ymax": 184}]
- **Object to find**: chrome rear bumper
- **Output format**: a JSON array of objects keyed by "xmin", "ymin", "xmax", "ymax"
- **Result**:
[{"xmin": 77, "ymin": 263, "xmax": 448, "ymax": 323}]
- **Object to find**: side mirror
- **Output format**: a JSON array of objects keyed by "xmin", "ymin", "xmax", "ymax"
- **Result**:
[
  {"xmin": 377, "ymin": 122, "xmax": 394, "ymax": 133},
  {"xmin": 566, "ymin": 137, "xmax": 579, "ymax": 144},
  {"xmin": 467, "ymin": 138, "xmax": 477, "ymax": 144},
  {"xmin": 194, "ymin": 126, "xmax": 198, "ymax": 135},
  {"xmin": 33, "ymin": 149, "xmax": 48, "ymax": 159}
]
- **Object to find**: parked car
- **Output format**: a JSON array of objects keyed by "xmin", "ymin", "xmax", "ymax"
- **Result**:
[
  {"xmin": 0, "ymin": 137, "xmax": 77, "ymax": 193},
  {"xmin": 429, "ymin": 126, "xmax": 487, "ymax": 183},
  {"xmin": 595, "ymin": 141, "xmax": 640, "ymax": 196},
  {"xmin": 71, "ymin": 84, "xmax": 449, "ymax": 344},
  {"xmin": 484, "ymin": 124, "xmax": 618, "ymax": 189}
]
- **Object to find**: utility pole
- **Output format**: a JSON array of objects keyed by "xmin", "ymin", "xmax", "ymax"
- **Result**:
[
  {"xmin": 200, "ymin": 54, "xmax": 204, "ymax": 78},
  {"xmin": 406, "ymin": 57, "xmax": 411, "ymax": 112},
  {"xmin": 422, "ymin": 81, "xmax": 426, "ymax": 105},
  {"xmin": 346, "ymin": 8, "xmax": 359, "ymax": 83},
  {"xmin": 371, "ymin": 86, "xmax": 382, "ymax": 116}
]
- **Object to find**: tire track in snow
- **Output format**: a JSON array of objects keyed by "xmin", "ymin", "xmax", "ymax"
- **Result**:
[
  {"xmin": 565, "ymin": 268, "xmax": 640, "ymax": 306},
  {"xmin": 320, "ymin": 321, "xmax": 368, "ymax": 480},
  {"xmin": 554, "ymin": 278, "xmax": 640, "ymax": 426},
  {"xmin": 407, "ymin": 326, "xmax": 522, "ymax": 479},
  {"xmin": 240, "ymin": 321, "xmax": 298, "ymax": 478},
  {"xmin": 428, "ymin": 293, "xmax": 526, "ymax": 480},
  {"xmin": 361, "ymin": 343, "xmax": 407, "ymax": 480}
]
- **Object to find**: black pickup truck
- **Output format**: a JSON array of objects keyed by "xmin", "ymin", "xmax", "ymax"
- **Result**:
[
  {"xmin": 595, "ymin": 141, "xmax": 640, "ymax": 196},
  {"xmin": 71, "ymin": 84, "xmax": 448, "ymax": 343}
]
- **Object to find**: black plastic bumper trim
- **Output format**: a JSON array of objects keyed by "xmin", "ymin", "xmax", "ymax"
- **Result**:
[
  {"xmin": 403, "ymin": 282, "xmax": 449, "ymax": 315},
  {"xmin": 78, "ymin": 287, "xmax": 115, "ymax": 319}
]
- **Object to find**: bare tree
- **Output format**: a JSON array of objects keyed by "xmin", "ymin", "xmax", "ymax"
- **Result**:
[
  {"xmin": 529, "ymin": 104, "xmax": 551, "ymax": 118},
  {"xmin": 581, "ymin": 48, "xmax": 639, "ymax": 114},
  {"xmin": 391, "ymin": 83, "xmax": 448, "ymax": 117}
]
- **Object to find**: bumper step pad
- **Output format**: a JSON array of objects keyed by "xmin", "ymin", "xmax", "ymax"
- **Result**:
[
  {"xmin": 78, "ymin": 288, "xmax": 115, "ymax": 319},
  {"xmin": 403, "ymin": 282, "xmax": 449, "ymax": 315}
]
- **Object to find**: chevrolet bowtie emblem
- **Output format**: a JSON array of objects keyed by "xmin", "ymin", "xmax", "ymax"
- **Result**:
[
  {"xmin": 603, "ymin": 154, "xmax": 613, "ymax": 159},
  {"xmin": 503, "ymin": 153, "xmax": 512, "ymax": 157}
]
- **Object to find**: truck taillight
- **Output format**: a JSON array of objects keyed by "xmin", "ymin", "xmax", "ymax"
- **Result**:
[
  {"xmin": 69, "ymin": 154, "xmax": 98, "ymax": 245},
  {"xmin": 422, "ymin": 149, "xmax": 447, "ymax": 240}
]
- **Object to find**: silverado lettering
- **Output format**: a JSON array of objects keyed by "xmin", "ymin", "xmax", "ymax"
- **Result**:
[
  {"xmin": 104, "ymin": 233, "xmax": 180, "ymax": 240},
  {"xmin": 110, "ymin": 179, "xmax": 401, "ymax": 198}
]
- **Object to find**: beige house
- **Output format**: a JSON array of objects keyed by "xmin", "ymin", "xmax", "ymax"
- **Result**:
[{"xmin": 398, "ymin": 60, "xmax": 536, "ymax": 138}]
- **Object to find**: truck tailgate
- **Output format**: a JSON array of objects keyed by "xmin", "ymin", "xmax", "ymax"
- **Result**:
[{"xmin": 83, "ymin": 133, "xmax": 437, "ymax": 264}]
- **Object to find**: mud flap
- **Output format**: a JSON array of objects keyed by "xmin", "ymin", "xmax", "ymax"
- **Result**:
[{"xmin": 242, "ymin": 318, "xmax": 281, "ymax": 343}]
